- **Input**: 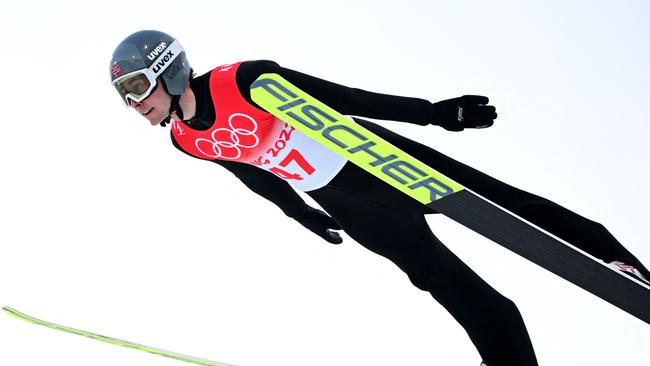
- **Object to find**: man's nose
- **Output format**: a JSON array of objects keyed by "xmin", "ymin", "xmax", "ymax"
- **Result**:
[{"xmin": 129, "ymin": 99, "xmax": 141, "ymax": 108}]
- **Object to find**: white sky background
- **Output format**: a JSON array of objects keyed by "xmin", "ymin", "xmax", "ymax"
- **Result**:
[{"xmin": 1, "ymin": 0, "xmax": 649, "ymax": 365}]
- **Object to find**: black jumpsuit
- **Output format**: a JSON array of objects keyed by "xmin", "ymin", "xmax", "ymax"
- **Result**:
[{"xmin": 172, "ymin": 60, "xmax": 649, "ymax": 366}]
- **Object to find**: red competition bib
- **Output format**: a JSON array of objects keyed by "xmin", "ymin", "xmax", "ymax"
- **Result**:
[{"xmin": 171, "ymin": 62, "xmax": 346, "ymax": 191}]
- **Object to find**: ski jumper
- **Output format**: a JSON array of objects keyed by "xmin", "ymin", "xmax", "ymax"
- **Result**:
[{"xmin": 171, "ymin": 60, "xmax": 648, "ymax": 366}]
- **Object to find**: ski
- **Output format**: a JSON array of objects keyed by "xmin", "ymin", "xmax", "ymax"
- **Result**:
[
  {"xmin": 2, "ymin": 306, "xmax": 237, "ymax": 366},
  {"xmin": 250, "ymin": 73, "xmax": 650, "ymax": 324}
]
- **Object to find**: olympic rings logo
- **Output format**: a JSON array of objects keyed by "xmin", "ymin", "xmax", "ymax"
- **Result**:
[{"xmin": 195, "ymin": 113, "xmax": 260, "ymax": 160}]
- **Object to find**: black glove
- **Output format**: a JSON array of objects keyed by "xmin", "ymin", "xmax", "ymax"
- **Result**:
[
  {"xmin": 295, "ymin": 206, "xmax": 343, "ymax": 244},
  {"xmin": 432, "ymin": 95, "xmax": 497, "ymax": 131}
]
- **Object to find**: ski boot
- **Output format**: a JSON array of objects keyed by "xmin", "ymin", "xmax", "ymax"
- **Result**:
[{"xmin": 608, "ymin": 261, "xmax": 650, "ymax": 286}]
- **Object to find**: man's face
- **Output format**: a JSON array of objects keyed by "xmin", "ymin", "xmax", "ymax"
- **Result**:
[{"xmin": 129, "ymin": 82, "xmax": 171, "ymax": 126}]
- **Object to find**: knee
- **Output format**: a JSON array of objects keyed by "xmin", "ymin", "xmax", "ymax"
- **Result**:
[
  {"xmin": 407, "ymin": 271, "xmax": 432, "ymax": 292},
  {"xmin": 493, "ymin": 297, "xmax": 523, "ymax": 321},
  {"xmin": 407, "ymin": 271, "xmax": 523, "ymax": 319},
  {"xmin": 406, "ymin": 270, "xmax": 453, "ymax": 293}
]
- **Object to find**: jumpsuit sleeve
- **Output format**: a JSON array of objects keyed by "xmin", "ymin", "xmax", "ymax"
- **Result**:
[
  {"xmin": 237, "ymin": 60, "xmax": 434, "ymax": 126},
  {"xmin": 212, "ymin": 159, "xmax": 309, "ymax": 218},
  {"xmin": 171, "ymin": 134, "xmax": 308, "ymax": 218}
]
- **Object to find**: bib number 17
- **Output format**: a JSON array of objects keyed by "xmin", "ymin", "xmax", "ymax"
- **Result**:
[{"xmin": 269, "ymin": 148, "xmax": 315, "ymax": 181}]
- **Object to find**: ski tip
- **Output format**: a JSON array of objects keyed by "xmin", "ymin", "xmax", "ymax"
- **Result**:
[{"xmin": 2, "ymin": 306, "xmax": 22, "ymax": 318}]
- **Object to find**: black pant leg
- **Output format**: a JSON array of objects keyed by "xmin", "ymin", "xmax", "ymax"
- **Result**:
[{"xmin": 309, "ymin": 187, "xmax": 539, "ymax": 366}]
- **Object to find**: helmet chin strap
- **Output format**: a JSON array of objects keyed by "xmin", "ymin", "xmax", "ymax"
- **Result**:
[
  {"xmin": 170, "ymin": 94, "xmax": 184, "ymax": 121},
  {"xmin": 159, "ymin": 81, "xmax": 185, "ymax": 128}
]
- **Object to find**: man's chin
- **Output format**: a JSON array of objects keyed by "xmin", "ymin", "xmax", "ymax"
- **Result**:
[{"xmin": 148, "ymin": 115, "xmax": 164, "ymax": 126}]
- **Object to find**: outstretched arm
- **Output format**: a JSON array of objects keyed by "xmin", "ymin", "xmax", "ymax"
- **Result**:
[
  {"xmin": 170, "ymin": 135, "xmax": 343, "ymax": 244},
  {"xmin": 236, "ymin": 60, "xmax": 496, "ymax": 131},
  {"xmin": 214, "ymin": 160, "xmax": 343, "ymax": 244},
  {"xmin": 212, "ymin": 159, "xmax": 309, "ymax": 218}
]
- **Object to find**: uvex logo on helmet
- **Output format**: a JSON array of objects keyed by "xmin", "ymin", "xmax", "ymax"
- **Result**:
[
  {"xmin": 151, "ymin": 50, "xmax": 175, "ymax": 75},
  {"xmin": 147, "ymin": 42, "xmax": 168, "ymax": 61}
]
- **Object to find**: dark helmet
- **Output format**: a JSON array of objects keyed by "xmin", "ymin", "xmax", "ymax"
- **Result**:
[{"xmin": 110, "ymin": 30, "xmax": 191, "ymax": 106}]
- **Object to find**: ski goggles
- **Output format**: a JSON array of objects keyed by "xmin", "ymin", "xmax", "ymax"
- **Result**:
[{"xmin": 112, "ymin": 40, "xmax": 184, "ymax": 106}]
